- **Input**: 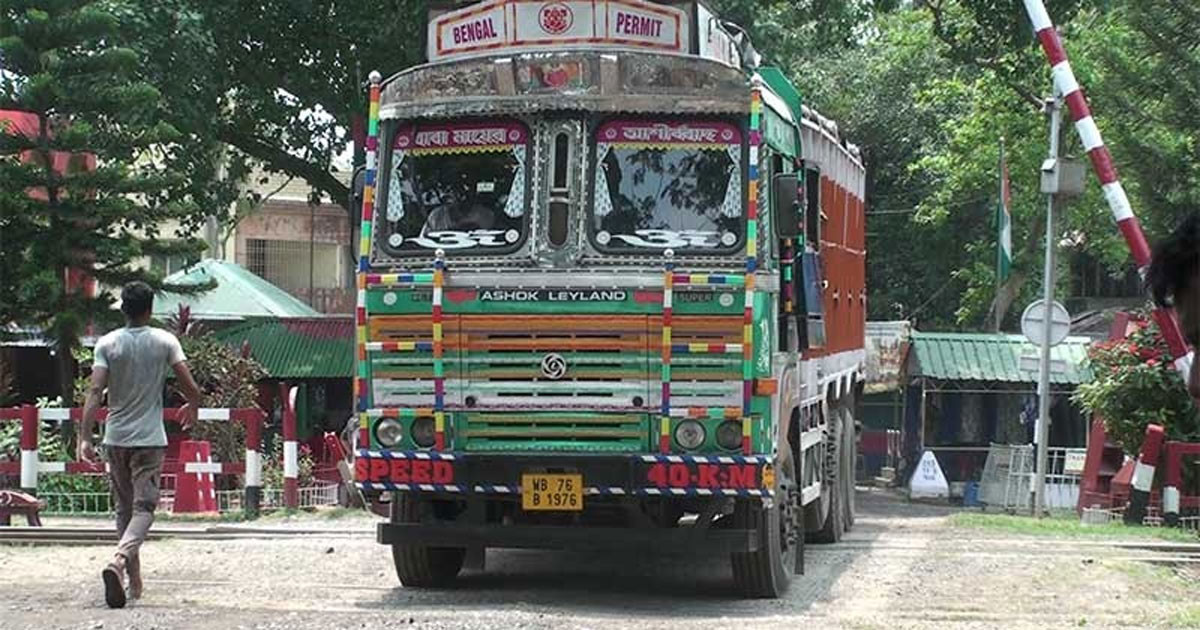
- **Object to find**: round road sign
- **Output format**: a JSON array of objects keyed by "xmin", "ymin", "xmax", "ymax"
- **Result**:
[{"xmin": 1020, "ymin": 300, "xmax": 1072, "ymax": 347}]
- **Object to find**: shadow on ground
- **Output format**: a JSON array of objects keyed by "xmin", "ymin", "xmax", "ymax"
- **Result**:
[{"xmin": 355, "ymin": 488, "xmax": 950, "ymax": 619}]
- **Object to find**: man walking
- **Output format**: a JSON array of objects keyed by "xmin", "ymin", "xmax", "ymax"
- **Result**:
[{"xmin": 78, "ymin": 281, "xmax": 202, "ymax": 608}]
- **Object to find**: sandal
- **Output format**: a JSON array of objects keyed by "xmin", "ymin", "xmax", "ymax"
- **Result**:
[{"xmin": 101, "ymin": 561, "xmax": 127, "ymax": 609}]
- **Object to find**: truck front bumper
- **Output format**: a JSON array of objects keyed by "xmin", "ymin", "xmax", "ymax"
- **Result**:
[
  {"xmin": 357, "ymin": 450, "xmax": 774, "ymax": 553},
  {"xmin": 354, "ymin": 450, "xmax": 775, "ymax": 498}
]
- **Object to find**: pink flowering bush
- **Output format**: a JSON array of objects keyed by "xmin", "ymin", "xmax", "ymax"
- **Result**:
[{"xmin": 1074, "ymin": 313, "xmax": 1200, "ymax": 454}]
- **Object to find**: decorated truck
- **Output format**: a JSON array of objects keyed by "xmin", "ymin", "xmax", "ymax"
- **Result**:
[{"xmin": 351, "ymin": 0, "xmax": 867, "ymax": 597}]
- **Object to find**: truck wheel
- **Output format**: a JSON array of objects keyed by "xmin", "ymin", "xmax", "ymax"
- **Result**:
[
  {"xmin": 840, "ymin": 406, "xmax": 856, "ymax": 531},
  {"xmin": 390, "ymin": 493, "xmax": 465, "ymax": 587},
  {"xmin": 810, "ymin": 409, "xmax": 844, "ymax": 544},
  {"xmin": 731, "ymin": 454, "xmax": 799, "ymax": 598}
]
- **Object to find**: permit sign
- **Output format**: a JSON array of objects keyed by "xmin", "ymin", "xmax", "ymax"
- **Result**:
[{"xmin": 429, "ymin": 0, "xmax": 688, "ymax": 61}]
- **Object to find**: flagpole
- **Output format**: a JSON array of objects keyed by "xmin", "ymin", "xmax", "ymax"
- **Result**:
[{"xmin": 995, "ymin": 136, "xmax": 1005, "ymax": 332}]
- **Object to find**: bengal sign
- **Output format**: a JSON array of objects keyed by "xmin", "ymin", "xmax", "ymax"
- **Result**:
[{"xmin": 429, "ymin": 0, "xmax": 688, "ymax": 61}]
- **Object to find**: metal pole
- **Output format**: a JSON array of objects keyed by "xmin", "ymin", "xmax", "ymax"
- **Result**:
[
  {"xmin": 1034, "ymin": 95, "xmax": 1063, "ymax": 518},
  {"xmin": 995, "ymin": 137, "xmax": 1005, "ymax": 333}
]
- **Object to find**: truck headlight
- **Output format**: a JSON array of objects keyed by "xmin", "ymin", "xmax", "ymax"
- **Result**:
[
  {"xmin": 674, "ymin": 420, "xmax": 706, "ymax": 450},
  {"xmin": 374, "ymin": 418, "xmax": 403, "ymax": 447},
  {"xmin": 411, "ymin": 417, "xmax": 436, "ymax": 448},
  {"xmin": 716, "ymin": 421, "xmax": 742, "ymax": 450}
]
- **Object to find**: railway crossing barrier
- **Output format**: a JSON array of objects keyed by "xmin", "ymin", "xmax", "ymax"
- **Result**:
[
  {"xmin": 0, "ymin": 404, "xmax": 267, "ymax": 514},
  {"xmin": 1076, "ymin": 421, "xmax": 1200, "ymax": 529}
]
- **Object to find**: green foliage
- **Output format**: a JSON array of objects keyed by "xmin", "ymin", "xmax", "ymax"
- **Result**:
[
  {"xmin": 793, "ymin": 1, "xmax": 1197, "ymax": 328},
  {"xmin": 1073, "ymin": 314, "xmax": 1200, "ymax": 454},
  {"xmin": 261, "ymin": 438, "xmax": 315, "ymax": 489},
  {"xmin": 165, "ymin": 306, "xmax": 266, "ymax": 466},
  {"xmin": 0, "ymin": 0, "xmax": 210, "ymax": 398}
]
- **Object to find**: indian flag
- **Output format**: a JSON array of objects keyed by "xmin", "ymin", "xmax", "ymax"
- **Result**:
[{"xmin": 997, "ymin": 146, "xmax": 1013, "ymax": 282}]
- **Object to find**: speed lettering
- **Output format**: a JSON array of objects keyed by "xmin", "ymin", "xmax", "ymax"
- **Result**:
[{"xmin": 355, "ymin": 457, "xmax": 455, "ymax": 484}]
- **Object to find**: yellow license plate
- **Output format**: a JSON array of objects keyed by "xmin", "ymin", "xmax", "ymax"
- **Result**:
[{"xmin": 521, "ymin": 473, "xmax": 583, "ymax": 511}]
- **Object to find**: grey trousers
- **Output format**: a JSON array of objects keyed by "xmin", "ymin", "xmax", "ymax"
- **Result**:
[{"xmin": 107, "ymin": 446, "xmax": 165, "ymax": 564}]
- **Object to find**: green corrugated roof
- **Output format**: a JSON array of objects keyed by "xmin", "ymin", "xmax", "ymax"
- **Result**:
[
  {"xmin": 908, "ymin": 332, "xmax": 1093, "ymax": 385},
  {"xmin": 212, "ymin": 317, "xmax": 353, "ymax": 379},
  {"xmin": 153, "ymin": 260, "xmax": 321, "ymax": 320}
]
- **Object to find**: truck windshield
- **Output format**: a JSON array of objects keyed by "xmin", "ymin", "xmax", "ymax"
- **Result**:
[
  {"xmin": 380, "ymin": 120, "xmax": 529, "ymax": 253},
  {"xmin": 591, "ymin": 120, "xmax": 743, "ymax": 252}
]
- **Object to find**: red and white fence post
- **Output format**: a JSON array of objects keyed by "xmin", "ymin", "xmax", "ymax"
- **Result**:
[
  {"xmin": 244, "ymin": 408, "xmax": 264, "ymax": 516},
  {"xmin": 19, "ymin": 404, "xmax": 38, "ymax": 495},
  {"xmin": 1022, "ymin": 0, "xmax": 1194, "ymax": 374},
  {"xmin": 1163, "ymin": 441, "xmax": 1183, "ymax": 527},
  {"xmin": 283, "ymin": 387, "xmax": 299, "ymax": 510},
  {"xmin": 1124, "ymin": 424, "xmax": 1165, "ymax": 525}
]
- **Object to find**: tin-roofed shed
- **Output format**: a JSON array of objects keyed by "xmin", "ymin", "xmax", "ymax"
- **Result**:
[
  {"xmin": 152, "ymin": 260, "xmax": 322, "ymax": 321},
  {"xmin": 212, "ymin": 317, "xmax": 355, "ymax": 442},
  {"xmin": 900, "ymin": 332, "xmax": 1094, "ymax": 486}
]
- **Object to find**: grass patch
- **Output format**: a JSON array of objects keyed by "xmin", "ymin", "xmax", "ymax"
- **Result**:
[
  {"xmin": 950, "ymin": 512, "xmax": 1200, "ymax": 542},
  {"xmin": 1168, "ymin": 607, "xmax": 1200, "ymax": 629}
]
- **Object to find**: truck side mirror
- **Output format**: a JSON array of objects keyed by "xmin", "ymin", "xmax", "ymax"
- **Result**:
[
  {"xmin": 350, "ymin": 166, "xmax": 367, "ymax": 213},
  {"xmin": 771, "ymin": 173, "xmax": 802, "ymax": 239}
]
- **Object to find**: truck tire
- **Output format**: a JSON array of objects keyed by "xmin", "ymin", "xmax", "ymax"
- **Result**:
[
  {"xmin": 841, "ymin": 405, "xmax": 857, "ymax": 531},
  {"xmin": 810, "ymin": 408, "xmax": 845, "ymax": 544},
  {"xmin": 390, "ymin": 493, "xmax": 465, "ymax": 587},
  {"xmin": 731, "ymin": 454, "xmax": 799, "ymax": 598}
]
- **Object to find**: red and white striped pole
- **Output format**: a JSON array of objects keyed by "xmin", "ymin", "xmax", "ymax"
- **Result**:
[
  {"xmin": 1022, "ymin": 0, "xmax": 1193, "ymax": 375},
  {"xmin": 244, "ymin": 409, "xmax": 264, "ymax": 516},
  {"xmin": 19, "ymin": 404, "xmax": 38, "ymax": 494},
  {"xmin": 1124, "ymin": 424, "xmax": 1165, "ymax": 525},
  {"xmin": 1163, "ymin": 441, "xmax": 1183, "ymax": 527},
  {"xmin": 283, "ymin": 387, "xmax": 299, "ymax": 510}
]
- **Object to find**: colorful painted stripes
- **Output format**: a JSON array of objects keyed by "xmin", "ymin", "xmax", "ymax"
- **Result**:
[
  {"xmin": 357, "ymin": 449, "xmax": 457, "ymax": 461},
  {"xmin": 672, "ymin": 273, "xmax": 745, "ymax": 286},
  {"xmin": 741, "ymin": 86, "xmax": 763, "ymax": 456},
  {"xmin": 670, "ymin": 343, "xmax": 742, "ymax": 355},
  {"xmin": 363, "ymin": 273, "xmax": 436, "ymax": 287},
  {"xmin": 366, "ymin": 408, "xmax": 436, "ymax": 419},
  {"xmin": 365, "ymin": 341, "xmax": 434, "ymax": 353},
  {"xmin": 356, "ymin": 72, "xmax": 383, "ymax": 447},
  {"xmin": 668, "ymin": 406, "xmax": 742, "ymax": 420},
  {"xmin": 353, "ymin": 483, "xmax": 773, "ymax": 498},
  {"xmin": 1022, "ymin": 0, "xmax": 1192, "ymax": 374},
  {"xmin": 433, "ymin": 253, "xmax": 447, "ymax": 450},
  {"xmin": 659, "ymin": 254, "xmax": 675, "ymax": 453}
]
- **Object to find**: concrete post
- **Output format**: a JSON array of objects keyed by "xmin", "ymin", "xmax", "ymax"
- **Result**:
[
  {"xmin": 283, "ymin": 388, "xmax": 299, "ymax": 510},
  {"xmin": 19, "ymin": 405, "xmax": 38, "ymax": 495},
  {"xmin": 1124, "ymin": 424, "xmax": 1165, "ymax": 525},
  {"xmin": 244, "ymin": 409, "xmax": 264, "ymax": 517}
]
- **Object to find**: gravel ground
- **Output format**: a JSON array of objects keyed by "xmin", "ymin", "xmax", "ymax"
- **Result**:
[{"xmin": 2, "ymin": 489, "xmax": 1198, "ymax": 630}]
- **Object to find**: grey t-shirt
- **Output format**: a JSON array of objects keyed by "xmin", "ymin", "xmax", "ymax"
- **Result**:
[{"xmin": 93, "ymin": 326, "xmax": 186, "ymax": 447}]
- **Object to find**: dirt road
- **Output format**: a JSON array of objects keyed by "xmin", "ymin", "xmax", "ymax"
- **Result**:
[{"xmin": 2, "ymin": 489, "xmax": 1197, "ymax": 630}]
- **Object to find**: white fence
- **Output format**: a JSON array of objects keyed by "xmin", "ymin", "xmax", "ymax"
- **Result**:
[{"xmin": 979, "ymin": 444, "xmax": 1089, "ymax": 512}]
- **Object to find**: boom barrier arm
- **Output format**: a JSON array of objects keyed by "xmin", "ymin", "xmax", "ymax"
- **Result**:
[{"xmin": 1021, "ymin": 0, "xmax": 1193, "ymax": 376}]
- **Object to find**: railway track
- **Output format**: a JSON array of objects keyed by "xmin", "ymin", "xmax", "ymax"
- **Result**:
[
  {"xmin": 0, "ymin": 526, "xmax": 373, "ymax": 546},
  {"xmin": 4, "ymin": 525, "xmax": 1200, "ymax": 566}
]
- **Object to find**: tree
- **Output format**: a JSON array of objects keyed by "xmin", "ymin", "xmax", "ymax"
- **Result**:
[
  {"xmin": 0, "ymin": 0, "xmax": 205, "ymax": 399},
  {"xmin": 799, "ymin": 10, "xmax": 978, "ymax": 328},
  {"xmin": 793, "ymin": 1, "xmax": 1194, "ymax": 328},
  {"xmin": 1086, "ymin": 1, "xmax": 1200, "ymax": 237}
]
